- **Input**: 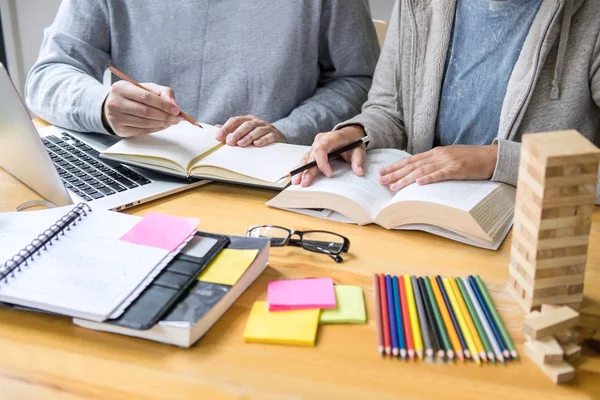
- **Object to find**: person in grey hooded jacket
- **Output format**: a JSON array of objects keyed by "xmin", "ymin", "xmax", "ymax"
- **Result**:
[
  {"xmin": 295, "ymin": 0, "xmax": 600, "ymax": 201},
  {"xmin": 25, "ymin": 1, "xmax": 380, "ymax": 147}
]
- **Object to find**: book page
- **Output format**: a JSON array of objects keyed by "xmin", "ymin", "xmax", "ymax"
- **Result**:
[
  {"xmin": 282, "ymin": 149, "xmax": 411, "ymax": 218},
  {"xmin": 386, "ymin": 180, "xmax": 501, "ymax": 212},
  {"xmin": 101, "ymin": 122, "xmax": 221, "ymax": 171},
  {"xmin": 193, "ymin": 143, "xmax": 308, "ymax": 183}
]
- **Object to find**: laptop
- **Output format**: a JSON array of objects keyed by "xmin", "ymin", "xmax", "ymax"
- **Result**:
[{"xmin": 0, "ymin": 63, "xmax": 207, "ymax": 211}]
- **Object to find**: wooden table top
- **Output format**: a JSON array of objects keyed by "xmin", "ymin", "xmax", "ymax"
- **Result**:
[{"xmin": 0, "ymin": 128, "xmax": 599, "ymax": 399}]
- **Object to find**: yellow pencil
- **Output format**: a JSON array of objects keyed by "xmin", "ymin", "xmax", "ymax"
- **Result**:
[
  {"xmin": 443, "ymin": 278, "xmax": 480, "ymax": 364},
  {"xmin": 404, "ymin": 275, "xmax": 424, "ymax": 359},
  {"xmin": 450, "ymin": 277, "xmax": 487, "ymax": 363}
]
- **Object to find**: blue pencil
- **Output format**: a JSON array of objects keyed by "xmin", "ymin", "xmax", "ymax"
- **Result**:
[
  {"xmin": 468, "ymin": 276, "xmax": 510, "ymax": 361},
  {"xmin": 386, "ymin": 275, "xmax": 399, "ymax": 356},
  {"xmin": 436, "ymin": 275, "xmax": 470, "ymax": 359},
  {"xmin": 392, "ymin": 276, "xmax": 407, "ymax": 359}
]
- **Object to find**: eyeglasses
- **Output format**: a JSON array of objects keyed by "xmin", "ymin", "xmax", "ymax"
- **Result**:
[{"xmin": 246, "ymin": 225, "xmax": 350, "ymax": 263}]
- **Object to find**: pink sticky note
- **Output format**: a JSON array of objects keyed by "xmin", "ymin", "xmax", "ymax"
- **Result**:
[
  {"xmin": 120, "ymin": 212, "xmax": 199, "ymax": 252},
  {"xmin": 267, "ymin": 278, "xmax": 336, "ymax": 311}
]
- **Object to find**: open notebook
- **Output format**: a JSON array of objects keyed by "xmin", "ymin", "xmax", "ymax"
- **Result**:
[
  {"xmin": 0, "ymin": 205, "xmax": 195, "ymax": 321},
  {"xmin": 268, "ymin": 149, "xmax": 516, "ymax": 250},
  {"xmin": 100, "ymin": 122, "xmax": 309, "ymax": 189}
]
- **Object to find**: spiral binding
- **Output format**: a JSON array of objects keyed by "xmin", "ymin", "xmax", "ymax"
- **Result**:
[{"xmin": 0, "ymin": 203, "xmax": 92, "ymax": 284}]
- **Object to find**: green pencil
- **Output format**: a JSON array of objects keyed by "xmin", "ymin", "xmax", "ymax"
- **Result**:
[
  {"xmin": 474, "ymin": 275, "xmax": 518, "ymax": 359},
  {"xmin": 456, "ymin": 278, "xmax": 495, "ymax": 363},
  {"xmin": 423, "ymin": 277, "xmax": 454, "ymax": 360}
]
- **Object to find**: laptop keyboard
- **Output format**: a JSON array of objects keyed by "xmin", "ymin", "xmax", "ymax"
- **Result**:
[{"xmin": 42, "ymin": 132, "xmax": 151, "ymax": 202}]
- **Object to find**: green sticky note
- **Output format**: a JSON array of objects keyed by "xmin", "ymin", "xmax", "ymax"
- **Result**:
[{"xmin": 319, "ymin": 285, "xmax": 366, "ymax": 324}]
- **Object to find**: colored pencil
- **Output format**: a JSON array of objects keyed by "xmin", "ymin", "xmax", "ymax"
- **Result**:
[
  {"xmin": 379, "ymin": 274, "xmax": 391, "ymax": 355},
  {"xmin": 418, "ymin": 277, "xmax": 444, "ymax": 359},
  {"xmin": 392, "ymin": 276, "xmax": 407, "ymax": 359},
  {"xmin": 374, "ymin": 274, "xmax": 384, "ymax": 356},
  {"xmin": 429, "ymin": 276, "xmax": 462, "ymax": 361},
  {"xmin": 456, "ymin": 277, "xmax": 495, "ymax": 362},
  {"xmin": 443, "ymin": 278, "xmax": 480, "ymax": 364},
  {"xmin": 468, "ymin": 277, "xmax": 506, "ymax": 362},
  {"xmin": 423, "ymin": 277, "xmax": 452, "ymax": 360},
  {"xmin": 399, "ymin": 275, "xmax": 415, "ymax": 359},
  {"xmin": 474, "ymin": 275, "xmax": 518, "ymax": 360},
  {"xmin": 450, "ymin": 277, "xmax": 487, "ymax": 363},
  {"xmin": 412, "ymin": 276, "xmax": 434, "ymax": 359},
  {"xmin": 435, "ymin": 276, "xmax": 469, "ymax": 360},
  {"xmin": 386, "ymin": 275, "xmax": 399, "ymax": 356},
  {"xmin": 404, "ymin": 275, "xmax": 424, "ymax": 360}
]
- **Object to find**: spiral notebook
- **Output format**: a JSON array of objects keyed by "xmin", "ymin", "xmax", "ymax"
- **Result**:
[{"xmin": 0, "ymin": 204, "xmax": 194, "ymax": 322}]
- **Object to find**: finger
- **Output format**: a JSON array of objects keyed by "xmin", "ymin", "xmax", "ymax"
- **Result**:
[
  {"xmin": 227, "ymin": 120, "xmax": 260, "ymax": 146},
  {"xmin": 388, "ymin": 162, "xmax": 441, "ymax": 191},
  {"xmin": 144, "ymin": 83, "xmax": 177, "ymax": 104},
  {"xmin": 236, "ymin": 127, "xmax": 270, "ymax": 147},
  {"xmin": 216, "ymin": 116, "xmax": 250, "ymax": 141},
  {"xmin": 380, "ymin": 151, "xmax": 433, "ymax": 176},
  {"xmin": 292, "ymin": 152, "xmax": 311, "ymax": 185},
  {"xmin": 116, "ymin": 98, "xmax": 183, "ymax": 123},
  {"xmin": 116, "ymin": 113, "xmax": 180, "ymax": 129},
  {"xmin": 379, "ymin": 156, "xmax": 434, "ymax": 185},
  {"xmin": 254, "ymin": 131, "xmax": 284, "ymax": 147},
  {"xmin": 416, "ymin": 169, "xmax": 452, "ymax": 186},
  {"xmin": 349, "ymin": 147, "xmax": 366, "ymax": 176},
  {"xmin": 215, "ymin": 124, "xmax": 223, "ymax": 128},
  {"xmin": 300, "ymin": 165, "xmax": 321, "ymax": 187},
  {"xmin": 116, "ymin": 81, "xmax": 180, "ymax": 115}
]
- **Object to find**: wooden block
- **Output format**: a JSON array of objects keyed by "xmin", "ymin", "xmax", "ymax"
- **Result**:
[
  {"xmin": 554, "ymin": 329, "xmax": 580, "ymax": 346},
  {"xmin": 524, "ymin": 343, "xmax": 576, "ymax": 384},
  {"xmin": 524, "ymin": 337, "xmax": 564, "ymax": 364},
  {"xmin": 541, "ymin": 304, "xmax": 562, "ymax": 313},
  {"xmin": 523, "ymin": 306, "xmax": 579, "ymax": 339},
  {"xmin": 562, "ymin": 343, "xmax": 581, "ymax": 363},
  {"xmin": 523, "ymin": 130, "xmax": 600, "ymax": 158}
]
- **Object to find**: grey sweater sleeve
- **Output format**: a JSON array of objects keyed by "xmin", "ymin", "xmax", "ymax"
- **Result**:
[
  {"xmin": 271, "ymin": 0, "xmax": 380, "ymax": 146},
  {"xmin": 333, "ymin": 0, "xmax": 407, "ymax": 149},
  {"xmin": 25, "ymin": 0, "xmax": 111, "ymax": 134}
]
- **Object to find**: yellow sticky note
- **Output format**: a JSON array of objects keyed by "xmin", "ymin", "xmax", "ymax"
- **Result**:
[
  {"xmin": 197, "ymin": 249, "xmax": 258, "ymax": 286},
  {"xmin": 243, "ymin": 301, "xmax": 320, "ymax": 346},
  {"xmin": 319, "ymin": 285, "xmax": 366, "ymax": 324}
]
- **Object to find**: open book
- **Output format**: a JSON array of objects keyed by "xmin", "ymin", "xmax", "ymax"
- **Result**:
[
  {"xmin": 267, "ymin": 149, "xmax": 516, "ymax": 249},
  {"xmin": 100, "ymin": 122, "xmax": 309, "ymax": 189}
]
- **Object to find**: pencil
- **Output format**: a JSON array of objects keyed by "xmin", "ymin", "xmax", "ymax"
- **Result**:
[
  {"xmin": 108, "ymin": 66, "xmax": 202, "ymax": 128},
  {"xmin": 398, "ymin": 275, "xmax": 415, "ymax": 360},
  {"xmin": 392, "ymin": 276, "xmax": 407, "ymax": 359},
  {"xmin": 468, "ymin": 277, "xmax": 506, "ymax": 363},
  {"xmin": 404, "ymin": 275, "xmax": 424, "ymax": 360},
  {"xmin": 429, "ymin": 276, "xmax": 462, "ymax": 361},
  {"xmin": 288, "ymin": 136, "xmax": 370, "ymax": 177},
  {"xmin": 412, "ymin": 276, "xmax": 433, "ymax": 359},
  {"xmin": 386, "ymin": 275, "xmax": 399, "ymax": 356},
  {"xmin": 378, "ymin": 274, "xmax": 391, "ymax": 355},
  {"xmin": 474, "ymin": 275, "xmax": 518, "ymax": 360},
  {"xmin": 456, "ymin": 277, "xmax": 495, "ymax": 362},
  {"xmin": 418, "ymin": 277, "xmax": 444, "ymax": 360},
  {"xmin": 436, "ymin": 276, "xmax": 469, "ymax": 360},
  {"xmin": 374, "ymin": 274, "xmax": 384, "ymax": 356},
  {"xmin": 443, "ymin": 278, "xmax": 480, "ymax": 364}
]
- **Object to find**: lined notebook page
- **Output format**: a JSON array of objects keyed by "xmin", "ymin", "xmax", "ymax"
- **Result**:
[{"xmin": 0, "ymin": 207, "xmax": 170, "ymax": 321}]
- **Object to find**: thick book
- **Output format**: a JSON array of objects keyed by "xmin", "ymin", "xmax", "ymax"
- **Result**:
[
  {"xmin": 0, "ymin": 204, "xmax": 191, "ymax": 321},
  {"xmin": 73, "ymin": 235, "xmax": 270, "ymax": 347},
  {"xmin": 100, "ymin": 122, "xmax": 308, "ymax": 189},
  {"xmin": 267, "ymin": 149, "xmax": 516, "ymax": 250}
]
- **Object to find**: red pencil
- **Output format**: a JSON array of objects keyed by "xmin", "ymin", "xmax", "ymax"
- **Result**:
[
  {"xmin": 379, "ymin": 274, "xmax": 391, "ymax": 355},
  {"xmin": 398, "ymin": 275, "xmax": 415, "ymax": 360},
  {"xmin": 374, "ymin": 274, "xmax": 384, "ymax": 356}
]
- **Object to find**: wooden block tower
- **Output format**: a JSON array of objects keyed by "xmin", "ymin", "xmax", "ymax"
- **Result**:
[{"xmin": 507, "ymin": 130, "xmax": 600, "ymax": 312}]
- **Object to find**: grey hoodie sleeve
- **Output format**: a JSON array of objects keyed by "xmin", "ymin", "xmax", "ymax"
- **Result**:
[
  {"xmin": 592, "ymin": 29, "xmax": 600, "ymax": 108},
  {"xmin": 272, "ymin": 0, "xmax": 380, "ymax": 146},
  {"xmin": 333, "ymin": 0, "xmax": 407, "ymax": 149},
  {"xmin": 25, "ymin": 0, "xmax": 111, "ymax": 134}
]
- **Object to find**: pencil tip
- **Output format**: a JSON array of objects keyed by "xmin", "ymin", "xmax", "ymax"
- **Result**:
[
  {"xmin": 392, "ymin": 348, "xmax": 399, "ymax": 357},
  {"xmin": 417, "ymin": 350, "xmax": 424, "ymax": 360},
  {"xmin": 400, "ymin": 349, "xmax": 407, "ymax": 359},
  {"xmin": 511, "ymin": 351, "xmax": 519, "ymax": 359},
  {"xmin": 503, "ymin": 350, "xmax": 510, "ymax": 359},
  {"xmin": 385, "ymin": 347, "xmax": 391, "ymax": 356},
  {"xmin": 378, "ymin": 346, "xmax": 384, "ymax": 355},
  {"xmin": 464, "ymin": 350, "xmax": 471, "ymax": 359}
]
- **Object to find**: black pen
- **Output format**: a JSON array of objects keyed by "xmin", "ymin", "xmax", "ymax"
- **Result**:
[{"xmin": 289, "ymin": 136, "xmax": 370, "ymax": 177}]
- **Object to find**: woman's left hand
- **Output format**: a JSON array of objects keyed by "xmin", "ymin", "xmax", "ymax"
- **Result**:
[{"xmin": 379, "ymin": 145, "xmax": 498, "ymax": 191}]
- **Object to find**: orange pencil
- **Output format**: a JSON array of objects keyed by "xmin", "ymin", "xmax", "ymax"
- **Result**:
[
  {"xmin": 379, "ymin": 274, "xmax": 391, "ymax": 355},
  {"xmin": 429, "ymin": 276, "xmax": 464, "ymax": 362},
  {"xmin": 398, "ymin": 275, "xmax": 415, "ymax": 360}
]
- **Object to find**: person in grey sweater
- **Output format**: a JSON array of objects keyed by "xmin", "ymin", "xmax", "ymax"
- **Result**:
[
  {"xmin": 295, "ymin": 0, "xmax": 600, "ymax": 200},
  {"xmin": 25, "ymin": 1, "xmax": 380, "ymax": 147}
]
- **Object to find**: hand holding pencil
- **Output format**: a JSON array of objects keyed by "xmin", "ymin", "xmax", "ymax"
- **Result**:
[{"xmin": 103, "ymin": 66, "xmax": 202, "ymax": 137}]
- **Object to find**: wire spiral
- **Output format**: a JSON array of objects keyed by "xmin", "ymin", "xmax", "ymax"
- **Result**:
[{"xmin": 0, "ymin": 204, "xmax": 92, "ymax": 283}]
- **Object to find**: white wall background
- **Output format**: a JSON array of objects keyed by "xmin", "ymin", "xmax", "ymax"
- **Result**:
[{"xmin": 1, "ymin": 0, "xmax": 396, "ymax": 96}]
